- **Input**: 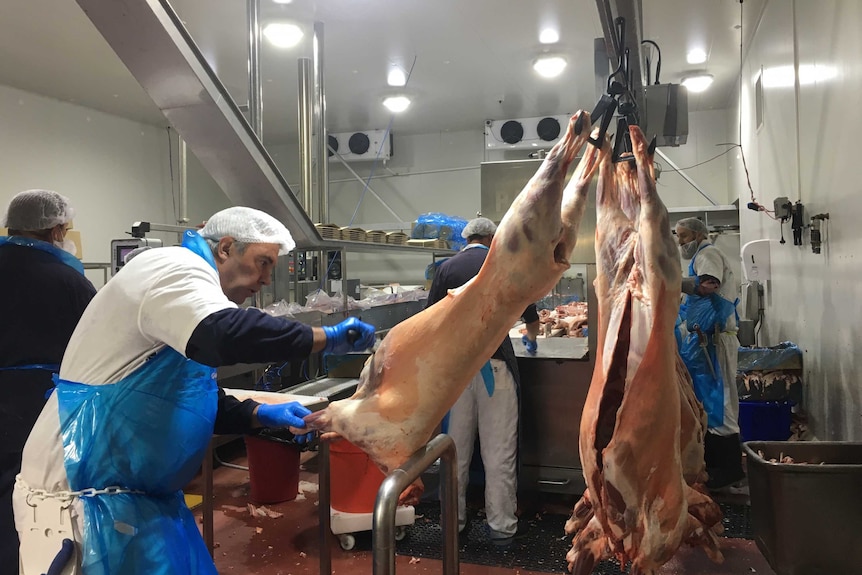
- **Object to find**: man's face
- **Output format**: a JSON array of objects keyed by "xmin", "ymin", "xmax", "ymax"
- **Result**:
[
  {"xmin": 214, "ymin": 238, "xmax": 280, "ymax": 304},
  {"xmin": 675, "ymin": 226, "xmax": 698, "ymax": 246}
]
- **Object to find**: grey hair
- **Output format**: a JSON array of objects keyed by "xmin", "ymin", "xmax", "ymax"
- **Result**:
[
  {"xmin": 675, "ymin": 217, "xmax": 708, "ymax": 236},
  {"xmin": 204, "ymin": 237, "xmax": 248, "ymax": 256}
]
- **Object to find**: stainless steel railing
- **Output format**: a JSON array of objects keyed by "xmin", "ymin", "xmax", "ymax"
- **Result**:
[
  {"xmin": 373, "ymin": 434, "xmax": 459, "ymax": 575},
  {"xmin": 318, "ymin": 433, "xmax": 459, "ymax": 575}
]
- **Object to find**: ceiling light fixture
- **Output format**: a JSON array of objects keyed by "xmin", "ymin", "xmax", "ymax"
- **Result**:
[
  {"xmin": 687, "ymin": 48, "xmax": 707, "ymax": 64},
  {"xmin": 539, "ymin": 28, "xmax": 559, "ymax": 44},
  {"xmin": 262, "ymin": 23, "xmax": 303, "ymax": 48},
  {"xmin": 383, "ymin": 96, "xmax": 411, "ymax": 113},
  {"xmin": 272, "ymin": 0, "xmax": 293, "ymax": 4},
  {"xmin": 387, "ymin": 68, "xmax": 407, "ymax": 87},
  {"xmin": 681, "ymin": 73, "xmax": 714, "ymax": 93},
  {"xmin": 533, "ymin": 56, "xmax": 567, "ymax": 78}
]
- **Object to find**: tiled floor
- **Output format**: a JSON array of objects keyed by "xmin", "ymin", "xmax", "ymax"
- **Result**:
[{"xmin": 187, "ymin": 442, "xmax": 776, "ymax": 575}]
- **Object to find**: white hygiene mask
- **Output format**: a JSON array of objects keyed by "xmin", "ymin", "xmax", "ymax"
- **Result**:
[
  {"xmin": 679, "ymin": 240, "xmax": 699, "ymax": 260},
  {"xmin": 55, "ymin": 238, "xmax": 77, "ymax": 256}
]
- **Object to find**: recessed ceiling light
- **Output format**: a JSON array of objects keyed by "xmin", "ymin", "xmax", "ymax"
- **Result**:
[
  {"xmin": 383, "ymin": 96, "xmax": 411, "ymax": 113},
  {"xmin": 687, "ymin": 48, "xmax": 707, "ymax": 64},
  {"xmin": 387, "ymin": 68, "xmax": 407, "ymax": 87},
  {"xmin": 533, "ymin": 56, "xmax": 567, "ymax": 78},
  {"xmin": 272, "ymin": 0, "xmax": 293, "ymax": 4},
  {"xmin": 681, "ymin": 73, "xmax": 714, "ymax": 93},
  {"xmin": 262, "ymin": 23, "xmax": 303, "ymax": 48},
  {"xmin": 539, "ymin": 28, "xmax": 559, "ymax": 44}
]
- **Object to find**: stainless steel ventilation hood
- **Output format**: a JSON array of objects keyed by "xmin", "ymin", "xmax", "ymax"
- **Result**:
[{"xmin": 75, "ymin": 0, "xmax": 324, "ymax": 248}]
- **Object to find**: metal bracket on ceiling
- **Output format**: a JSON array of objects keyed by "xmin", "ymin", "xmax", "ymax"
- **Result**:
[{"xmin": 590, "ymin": 0, "xmax": 646, "ymax": 163}]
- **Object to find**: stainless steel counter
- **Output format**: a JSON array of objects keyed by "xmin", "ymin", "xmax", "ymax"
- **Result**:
[
  {"xmin": 518, "ymin": 354, "xmax": 592, "ymax": 495},
  {"xmin": 510, "ymin": 334, "xmax": 589, "ymax": 360}
]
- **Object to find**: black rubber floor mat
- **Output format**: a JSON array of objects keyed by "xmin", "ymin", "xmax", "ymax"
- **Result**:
[{"xmin": 394, "ymin": 501, "xmax": 751, "ymax": 573}]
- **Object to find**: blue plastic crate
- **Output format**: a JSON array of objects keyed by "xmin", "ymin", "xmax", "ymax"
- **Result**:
[{"xmin": 738, "ymin": 400, "xmax": 793, "ymax": 442}]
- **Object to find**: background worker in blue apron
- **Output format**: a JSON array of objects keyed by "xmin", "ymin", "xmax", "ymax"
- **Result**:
[
  {"xmin": 675, "ymin": 217, "xmax": 744, "ymax": 491},
  {"xmin": 0, "ymin": 190, "xmax": 96, "ymax": 574},
  {"xmin": 13, "ymin": 206, "xmax": 375, "ymax": 575},
  {"xmin": 425, "ymin": 217, "xmax": 540, "ymax": 547}
]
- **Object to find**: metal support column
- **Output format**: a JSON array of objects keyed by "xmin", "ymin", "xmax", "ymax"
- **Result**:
[
  {"xmin": 373, "ymin": 434, "xmax": 459, "ymax": 575},
  {"xmin": 318, "ymin": 440, "xmax": 332, "ymax": 575},
  {"xmin": 247, "ymin": 0, "xmax": 262, "ymax": 138},
  {"xmin": 177, "ymin": 134, "xmax": 189, "ymax": 224},
  {"xmin": 298, "ymin": 58, "xmax": 314, "ymax": 214},
  {"xmin": 202, "ymin": 440, "xmax": 214, "ymax": 556},
  {"xmin": 313, "ymin": 21, "xmax": 329, "ymax": 294},
  {"xmin": 247, "ymin": 0, "xmax": 265, "ymax": 311},
  {"xmin": 313, "ymin": 21, "xmax": 329, "ymax": 224},
  {"xmin": 339, "ymin": 248, "xmax": 347, "ymax": 314},
  {"xmin": 297, "ymin": 56, "xmax": 314, "ymax": 305}
]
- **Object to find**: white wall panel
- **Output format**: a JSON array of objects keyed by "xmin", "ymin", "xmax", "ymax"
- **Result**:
[
  {"xmin": 732, "ymin": 0, "xmax": 862, "ymax": 440},
  {"xmin": 0, "ymin": 84, "xmax": 230, "ymax": 287}
]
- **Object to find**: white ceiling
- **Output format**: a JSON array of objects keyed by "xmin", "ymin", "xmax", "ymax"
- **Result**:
[{"xmin": 0, "ymin": 0, "xmax": 765, "ymax": 144}]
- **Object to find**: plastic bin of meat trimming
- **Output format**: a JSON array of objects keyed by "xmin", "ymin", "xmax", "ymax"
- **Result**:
[{"xmin": 743, "ymin": 441, "xmax": 862, "ymax": 575}]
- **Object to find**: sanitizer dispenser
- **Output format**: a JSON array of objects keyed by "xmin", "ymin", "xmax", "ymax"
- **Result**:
[{"xmin": 741, "ymin": 239, "xmax": 772, "ymax": 281}]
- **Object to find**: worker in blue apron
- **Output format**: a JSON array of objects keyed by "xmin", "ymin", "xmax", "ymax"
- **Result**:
[
  {"xmin": 675, "ymin": 217, "xmax": 744, "ymax": 491},
  {"xmin": 425, "ymin": 217, "xmax": 539, "ymax": 547},
  {"xmin": 13, "ymin": 206, "xmax": 375, "ymax": 575},
  {"xmin": 0, "ymin": 190, "xmax": 96, "ymax": 575}
]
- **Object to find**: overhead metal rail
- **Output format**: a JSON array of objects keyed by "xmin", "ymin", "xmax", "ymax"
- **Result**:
[{"xmin": 595, "ymin": 0, "xmax": 646, "ymax": 117}]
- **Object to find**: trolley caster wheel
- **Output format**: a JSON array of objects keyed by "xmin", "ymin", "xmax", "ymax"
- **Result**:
[
  {"xmin": 394, "ymin": 526, "xmax": 407, "ymax": 541},
  {"xmin": 338, "ymin": 533, "xmax": 356, "ymax": 551}
]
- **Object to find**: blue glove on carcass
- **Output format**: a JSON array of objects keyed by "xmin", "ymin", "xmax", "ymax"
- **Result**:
[
  {"xmin": 323, "ymin": 317, "xmax": 376, "ymax": 355},
  {"xmin": 257, "ymin": 401, "xmax": 314, "ymax": 443},
  {"xmin": 522, "ymin": 335, "xmax": 538, "ymax": 355}
]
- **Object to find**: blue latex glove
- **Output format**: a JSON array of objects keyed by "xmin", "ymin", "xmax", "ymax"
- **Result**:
[
  {"xmin": 322, "ymin": 317, "xmax": 376, "ymax": 355},
  {"xmin": 521, "ymin": 335, "xmax": 538, "ymax": 355},
  {"xmin": 256, "ymin": 401, "xmax": 314, "ymax": 443}
]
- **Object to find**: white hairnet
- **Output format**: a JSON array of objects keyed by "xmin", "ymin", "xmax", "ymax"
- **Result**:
[
  {"xmin": 461, "ymin": 217, "xmax": 497, "ymax": 239},
  {"xmin": 3, "ymin": 189, "xmax": 75, "ymax": 231},
  {"xmin": 675, "ymin": 217, "xmax": 708, "ymax": 236},
  {"xmin": 198, "ymin": 206, "xmax": 295, "ymax": 255}
]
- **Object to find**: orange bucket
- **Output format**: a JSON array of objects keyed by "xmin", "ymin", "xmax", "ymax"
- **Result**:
[
  {"xmin": 244, "ymin": 434, "xmax": 300, "ymax": 504},
  {"xmin": 330, "ymin": 440, "xmax": 385, "ymax": 513}
]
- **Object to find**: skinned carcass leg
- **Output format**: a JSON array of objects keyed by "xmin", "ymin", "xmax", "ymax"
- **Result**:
[
  {"xmin": 568, "ymin": 127, "xmax": 723, "ymax": 574},
  {"xmin": 305, "ymin": 112, "xmax": 597, "ymax": 503}
]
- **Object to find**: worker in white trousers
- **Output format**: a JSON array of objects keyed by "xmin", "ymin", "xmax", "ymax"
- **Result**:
[
  {"xmin": 426, "ymin": 217, "xmax": 539, "ymax": 546},
  {"xmin": 447, "ymin": 360, "xmax": 519, "ymax": 543}
]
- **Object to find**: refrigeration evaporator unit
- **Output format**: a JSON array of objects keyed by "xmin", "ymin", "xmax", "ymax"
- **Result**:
[
  {"xmin": 327, "ymin": 130, "xmax": 392, "ymax": 162},
  {"xmin": 484, "ymin": 114, "xmax": 572, "ymax": 151}
]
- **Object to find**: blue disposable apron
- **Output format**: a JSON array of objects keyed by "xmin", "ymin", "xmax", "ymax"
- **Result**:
[
  {"xmin": 677, "ymin": 244, "xmax": 738, "ymax": 428},
  {"xmin": 441, "ymin": 243, "xmax": 495, "ymax": 434},
  {"xmin": 0, "ymin": 235, "xmax": 85, "ymax": 275},
  {"xmin": 55, "ymin": 230, "xmax": 219, "ymax": 575}
]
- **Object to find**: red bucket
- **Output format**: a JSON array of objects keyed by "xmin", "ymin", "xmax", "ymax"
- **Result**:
[
  {"xmin": 244, "ymin": 434, "xmax": 300, "ymax": 504},
  {"xmin": 330, "ymin": 440, "xmax": 385, "ymax": 513}
]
